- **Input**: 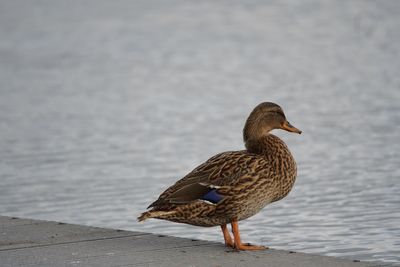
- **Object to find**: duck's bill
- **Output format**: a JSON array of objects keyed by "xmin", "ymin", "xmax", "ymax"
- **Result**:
[{"xmin": 282, "ymin": 121, "xmax": 302, "ymax": 134}]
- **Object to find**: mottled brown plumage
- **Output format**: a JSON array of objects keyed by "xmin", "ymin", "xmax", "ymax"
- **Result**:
[{"xmin": 138, "ymin": 102, "xmax": 301, "ymax": 250}]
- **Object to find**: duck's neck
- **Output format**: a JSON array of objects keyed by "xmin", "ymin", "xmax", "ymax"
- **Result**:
[{"xmin": 244, "ymin": 133, "xmax": 289, "ymax": 158}]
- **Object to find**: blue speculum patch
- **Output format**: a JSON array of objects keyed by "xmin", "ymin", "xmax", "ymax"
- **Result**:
[{"xmin": 200, "ymin": 189, "xmax": 223, "ymax": 204}]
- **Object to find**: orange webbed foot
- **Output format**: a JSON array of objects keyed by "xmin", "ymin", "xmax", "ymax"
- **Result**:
[
  {"xmin": 234, "ymin": 243, "xmax": 268, "ymax": 251},
  {"xmin": 230, "ymin": 220, "xmax": 269, "ymax": 251}
]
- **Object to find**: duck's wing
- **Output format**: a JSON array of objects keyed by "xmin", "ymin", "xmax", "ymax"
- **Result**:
[{"xmin": 148, "ymin": 151, "xmax": 269, "ymax": 208}]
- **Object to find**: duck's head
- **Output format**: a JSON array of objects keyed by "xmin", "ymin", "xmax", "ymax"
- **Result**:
[{"xmin": 243, "ymin": 102, "xmax": 301, "ymax": 142}]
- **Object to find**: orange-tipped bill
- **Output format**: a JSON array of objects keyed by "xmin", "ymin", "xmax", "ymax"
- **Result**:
[{"xmin": 282, "ymin": 121, "xmax": 302, "ymax": 134}]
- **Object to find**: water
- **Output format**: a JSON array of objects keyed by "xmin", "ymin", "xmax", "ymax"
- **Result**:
[{"xmin": 0, "ymin": 0, "xmax": 399, "ymax": 264}]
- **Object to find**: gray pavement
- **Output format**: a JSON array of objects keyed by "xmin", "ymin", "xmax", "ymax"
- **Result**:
[{"xmin": 0, "ymin": 216, "xmax": 386, "ymax": 267}]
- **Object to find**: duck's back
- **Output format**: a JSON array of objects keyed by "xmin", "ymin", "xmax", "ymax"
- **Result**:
[{"xmin": 159, "ymin": 150, "xmax": 274, "ymax": 196}]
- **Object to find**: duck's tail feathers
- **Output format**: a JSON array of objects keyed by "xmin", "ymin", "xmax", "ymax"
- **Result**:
[
  {"xmin": 137, "ymin": 211, "xmax": 151, "ymax": 222},
  {"xmin": 137, "ymin": 210, "xmax": 174, "ymax": 222}
]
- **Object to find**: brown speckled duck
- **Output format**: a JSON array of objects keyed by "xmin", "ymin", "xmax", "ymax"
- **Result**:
[{"xmin": 138, "ymin": 102, "xmax": 301, "ymax": 250}]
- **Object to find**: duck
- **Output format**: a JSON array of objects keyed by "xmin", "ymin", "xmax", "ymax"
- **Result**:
[{"xmin": 138, "ymin": 102, "xmax": 301, "ymax": 250}]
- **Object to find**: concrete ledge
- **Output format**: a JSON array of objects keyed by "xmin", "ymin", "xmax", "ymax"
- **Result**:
[{"xmin": 0, "ymin": 215, "xmax": 386, "ymax": 267}]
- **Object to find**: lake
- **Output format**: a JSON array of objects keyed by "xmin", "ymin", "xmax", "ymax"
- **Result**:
[{"xmin": 0, "ymin": 0, "xmax": 399, "ymax": 264}]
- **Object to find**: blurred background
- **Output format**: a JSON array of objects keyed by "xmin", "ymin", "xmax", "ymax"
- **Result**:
[{"xmin": 0, "ymin": 0, "xmax": 399, "ymax": 264}]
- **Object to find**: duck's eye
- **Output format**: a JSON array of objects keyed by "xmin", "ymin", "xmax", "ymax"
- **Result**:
[{"xmin": 276, "ymin": 110, "xmax": 285, "ymax": 118}]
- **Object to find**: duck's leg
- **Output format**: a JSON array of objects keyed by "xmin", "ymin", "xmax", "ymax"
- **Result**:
[
  {"xmin": 220, "ymin": 224, "xmax": 234, "ymax": 248},
  {"xmin": 231, "ymin": 219, "xmax": 268, "ymax": 250}
]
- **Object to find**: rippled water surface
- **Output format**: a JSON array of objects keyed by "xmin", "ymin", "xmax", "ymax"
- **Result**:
[{"xmin": 1, "ymin": 0, "xmax": 400, "ymax": 264}]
